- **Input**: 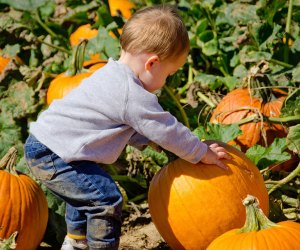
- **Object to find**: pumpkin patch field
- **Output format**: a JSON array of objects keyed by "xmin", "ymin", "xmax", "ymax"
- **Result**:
[{"xmin": 0, "ymin": 0, "xmax": 299, "ymax": 249}]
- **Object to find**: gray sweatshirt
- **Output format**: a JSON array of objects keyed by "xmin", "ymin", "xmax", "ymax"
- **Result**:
[{"xmin": 30, "ymin": 58, "xmax": 208, "ymax": 164}]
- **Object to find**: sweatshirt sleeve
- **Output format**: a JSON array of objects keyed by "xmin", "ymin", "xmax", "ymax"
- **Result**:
[
  {"xmin": 124, "ymin": 87, "xmax": 208, "ymax": 164},
  {"xmin": 128, "ymin": 131, "xmax": 150, "ymax": 150}
]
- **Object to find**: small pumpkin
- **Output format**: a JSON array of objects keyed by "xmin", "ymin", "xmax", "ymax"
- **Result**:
[
  {"xmin": 108, "ymin": 0, "xmax": 135, "ymax": 19},
  {"xmin": 148, "ymin": 140, "xmax": 269, "ymax": 250},
  {"xmin": 207, "ymin": 194, "xmax": 300, "ymax": 249},
  {"xmin": 0, "ymin": 54, "xmax": 11, "ymax": 74},
  {"xmin": 0, "ymin": 50, "xmax": 22, "ymax": 75},
  {"xmin": 47, "ymin": 40, "xmax": 106, "ymax": 105},
  {"xmin": 0, "ymin": 147, "xmax": 48, "ymax": 250}
]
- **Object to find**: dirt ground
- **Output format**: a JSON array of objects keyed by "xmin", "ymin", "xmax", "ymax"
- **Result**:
[{"xmin": 119, "ymin": 203, "xmax": 170, "ymax": 250}]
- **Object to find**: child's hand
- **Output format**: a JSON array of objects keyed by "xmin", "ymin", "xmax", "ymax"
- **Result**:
[{"xmin": 200, "ymin": 143, "xmax": 231, "ymax": 170}]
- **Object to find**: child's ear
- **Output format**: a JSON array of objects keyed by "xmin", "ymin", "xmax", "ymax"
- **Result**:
[{"xmin": 145, "ymin": 55, "xmax": 159, "ymax": 71}]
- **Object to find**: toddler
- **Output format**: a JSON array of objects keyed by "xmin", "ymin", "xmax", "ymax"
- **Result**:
[{"xmin": 24, "ymin": 4, "xmax": 230, "ymax": 250}]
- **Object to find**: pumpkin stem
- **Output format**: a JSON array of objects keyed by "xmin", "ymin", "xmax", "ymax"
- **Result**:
[
  {"xmin": 238, "ymin": 195, "xmax": 277, "ymax": 233},
  {"xmin": 0, "ymin": 147, "xmax": 18, "ymax": 175},
  {"xmin": 245, "ymin": 61, "xmax": 277, "ymax": 103},
  {"xmin": 0, "ymin": 231, "xmax": 18, "ymax": 249},
  {"xmin": 67, "ymin": 39, "xmax": 88, "ymax": 76}
]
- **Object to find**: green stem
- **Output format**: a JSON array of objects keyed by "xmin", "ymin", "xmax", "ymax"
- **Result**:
[
  {"xmin": 196, "ymin": 91, "xmax": 215, "ymax": 108},
  {"xmin": 67, "ymin": 39, "xmax": 88, "ymax": 76},
  {"xmin": 224, "ymin": 112, "xmax": 300, "ymax": 126},
  {"xmin": 286, "ymin": 0, "xmax": 293, "ymax": 35},
  {"xmin": 284, "ymin": 0, "xmax": 293, "ymax": 63},
  {"xmin": 163, "ymin": 85, "xmax": 190, "ymax": 128},
  {"xmin": 33, "ymin": 10, "xmax": 57, "ymax": 38},
  {"xmin": 178, "ymin": 64, "xmax": 193, "ymax": 95},
  {"xmin": 267, "ymin": 115, "xmax": 300, "ymax": 124},
  {"xmin": 36, "ymin": 37, "xmax": 71, "ymax": 54},
  {"xmin": 238, "ymin": 195, "xmax": 278, "ymax": 233},
  {"xmin": 269, "ymin": 59, "xmax": 293, "ymax": 69},
  {"xmin": 268, "ymin": 161, "xmax": 300, "ymax": 195},
  {"xmin": 0, "ymin": 231, "xmax": 18, "ymax": 249}
]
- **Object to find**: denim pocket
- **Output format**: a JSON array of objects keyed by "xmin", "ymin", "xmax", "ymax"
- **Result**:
[
  {"xmin": 26, "ymin": 153, "xmax": 56, "ymax": 181},
  {"xmin": 25, "ymin": 136, "xmax": 56, "ymax": 181}
]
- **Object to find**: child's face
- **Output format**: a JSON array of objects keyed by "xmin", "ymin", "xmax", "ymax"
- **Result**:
[{"xmin": 140, "ymin": 52, "xmax": 188, "ymax": 93}]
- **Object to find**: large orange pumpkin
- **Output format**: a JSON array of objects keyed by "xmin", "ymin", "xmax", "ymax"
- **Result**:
[
  {"xmin": 148, "ymin": 140, "xmax": 269, "ymax": 250},
  {"xmin": 210, "ymin": 88, "xmax": 287, "ymax": 151},
  {"xmin": 0, "ymin": 147, "xmax": 48, "ymax": 250},
  {"xmin": 207, "ymin": 194, "xmax": 300, "ymax": 249}
]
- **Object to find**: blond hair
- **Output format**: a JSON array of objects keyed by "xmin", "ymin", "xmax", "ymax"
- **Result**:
[{"xmin": 120, "ymin": 4, "xmax": 189, "ymax": 61}]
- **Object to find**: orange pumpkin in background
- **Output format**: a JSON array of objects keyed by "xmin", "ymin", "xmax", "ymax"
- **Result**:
[
  {"xmin": 108, "ymin": 0, "xmax": 135, "ymax": 19},
  {"xmin": 207, "ymin": 195, "xmax": 300, "ymax": 250},
  {"xmin": 69, "ymin": 24, "xmax": 101, "ymax": 61},
  {"xmin": 0, "ymin": 54, "xmax": 11, "ymax": 74},
  {"xmin": 148, "ymin": 140, "xmax": 269, "ymax": 250},
  {"xmin": 47, "ymin": 70, "xmax": 93, "ymax": 105},
  {"xmin": 210, "ymin": 88, "xmax": 287, "ymax": 151},
  {"xmin": 69, "ymin": 24, "xmax": 98, "ymax": 47},
  {"xmin": 0, "ymin": 50, "xmax": 22, "ymax": 75},
  {"xmin": 47, "ymin": 40, "xmax": 106, "ymax": 105},
  {"xmin": 0, "ymin": 147, "xmax": 48, "ymax": 250}
]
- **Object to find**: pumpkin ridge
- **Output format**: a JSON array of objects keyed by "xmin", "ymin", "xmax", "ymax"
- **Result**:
[
  {"xmin": 276, "ymin": 224, "xmax": 300, "ymax": 247},
  {"xmin": 166, "ymin": 161, "xmax": 195, "ymax": 248},
  {"xmin": 173, "ymin": 162, "xmax": 207, "ymax": 248},
  {"xmin": 153, "ymin": 166, "xmax": 178, "ymax": 247}
]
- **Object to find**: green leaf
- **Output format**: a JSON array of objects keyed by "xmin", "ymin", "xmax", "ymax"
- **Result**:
[
  {"xmin": 193, "ymin": 123, "xmax": 242, "ymax": 143},
  {"xmin": 281, "ymin": 89, "xmax": 300, "ymax": 117},
  {"xmin": 291, "ymin": 38, "xmax": 300, "ymax": 52},
  {"xmin": 287, "ymin": 125, "xmax": 300, "ymax": 154},
  {"xmin": 256, "ymin": 0, "xmax": 286, "ymax": 25},
  {"xmin": 38, "ymin": 0, "xmax": 55, "ymax": 19},
  {"xmin": 0, "ymin": 81, "xmax": 37, "ymax": 119},
  {"xmin": 292, "ymin": 64, "xmax": 300, "ymax": 82},
  {"xmin": 0, "ymin": 113, "xmax": 23, "ymax": 159},
  {"xmin": 239, "ymin": 46, "xmax": 272, "ymax": 64},
  {"xmin": 246, "ymin": 138, "xmax": 291, "ymax": 169},
  {"xmin": 202, "ymin": 38, "xmax": 218, "ymax": 56},
  {"xmin": 196, "ymin": 18, "xmax": 208, "ymax": 35},
  {"xmin": 142, "ymin": 146, "xmax": 168, "ymax": 166},
  {"xmin": 233, "ymin": 64, "xmax": 248, "ymax": 79},
  {"xmin": 222, "ymin": 76, "xmax": 239, "ymax": 91},
  {"xmin": 0, "ymin": 0, "xmax": 48, "ymax": 11},
  {"xmin": 86, "ymin": 26, "xmax": 120, "ymax": 59},
  {"xmin": 229, "ymin": 2, "xmax": 259, "ymax": 25},
  {"xmin": 198, "ymin": 30, "xmax": 214, "ymax": 43},
  {"xmin": 245, "ymin": 144, "xmax": 267, "ymax": 166},
  {"xmin": 1, "ymin": 44, "xmax": 20, "ymax": 57},
  {"xmin": 194, "ymin": 73, "xmax": 221, "ymax": 90},
  {"xmin": 95, "ymin": 4, "xmax": 114, "ymax": 27}
]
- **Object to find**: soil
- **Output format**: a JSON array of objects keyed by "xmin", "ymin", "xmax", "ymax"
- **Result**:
[{"xmin": 119, "ymin": 203, "xmax": 170, "ymax": 250}]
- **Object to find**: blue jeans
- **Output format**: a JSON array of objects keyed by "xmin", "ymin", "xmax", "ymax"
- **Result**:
[{"xmin": 24, "ymin": 134, "xmax": 123, "ymax": 250}]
